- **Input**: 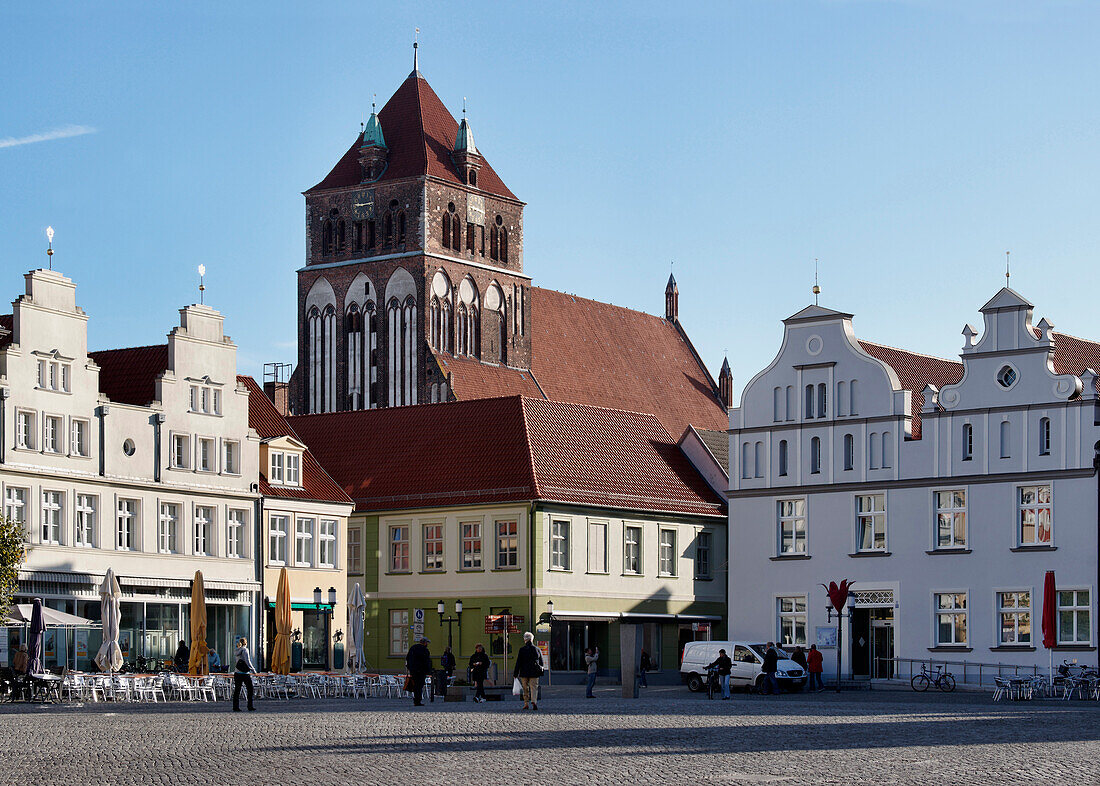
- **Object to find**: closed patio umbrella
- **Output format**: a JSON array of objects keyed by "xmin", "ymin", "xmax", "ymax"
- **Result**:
[
  {"xmin": 347, "ymin": 583, "xmax": 366, "ymax": 672},
  {"xmin": 1041, "ymin": 570, "xmax": 1057, "ymax": 686},
  {"xmin": 271, "ymin": 567, "xmax": 292, "ymax": 675},
  {"xmin": 26, "ymin": 598, "xmax": 45, "ymax": 675},
  {"xmin": 94, "ymin": 570, "xmax": 123, "ymax": 674},
  {"xmin": 187, "ymin": 571, "xmax": 209, "ymax": 675}
]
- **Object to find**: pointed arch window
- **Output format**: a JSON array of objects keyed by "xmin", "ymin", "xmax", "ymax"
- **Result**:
[
  {"xmin": 490, "ymin": 225, "xmax": 499, "ymax": 260},
  {"xmin": 442, "ymin": 212, "xmax": 451, "ymax": 249},
  {"xmin": 429, "ymin": 297, "xmax": 442, "ymax": 349},
  {"xmin": 383, "ymin": 213, "xmax": 393, "ymax": 247},
  {"xmin": 308, "ymin": 307, "xmax": 322, "ymax": 412},
  {"xmin": 322, "ymin": 220, "xmax": 334, "ymax": 257},
  {"xmin": 309, "ymin": 305, "xmax": 337, "ymax": 413},
  {"xmin": 336, "ymin": 220, "xmax": 346, "ymax": 253},
  {"xmin": 346, "ymin": 304, "xmax": 364, "ymax": 409},
  {"xmin": 397, "ymin": 212, "xmax": 406, "ymax": 245},
  {"xmin": 500, "ymin": 227, "xmax": 508, "ymax": 264}
]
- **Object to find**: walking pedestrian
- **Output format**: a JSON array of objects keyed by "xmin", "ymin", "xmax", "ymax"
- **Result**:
[
  {"xmin": 513, "ymin": 632, "xmax": 544, "ymax": 710},
  {"xmin": 762, "ymin": 642, "xmax": 780, "ymax": 696},
  {"xmin": 639, "ymin": 648, "xmax": 651, "ymax": 688},
  {"xmin": 441, "ymin": 646, "xmax": 456, "ymax": 678},
  {"xmin": 468, "ymin": 643, "xmax": 491, "ymax": 703},
  {"xmin": 232, "ymin": 637, "xmax": 256, "ymax": 712},
  {"xmin": 405, "ymin": 637, "xmax": 432, "ymax": 706},
  {"xmin": 791, "ymin": 645, "xmax": 807, "ymax": 672},
  {"xmin": 707, "ymin": 648, "xmax": 733, "ymax": 699},
  {"xmin": 807, "ymin": 644, "xmax": 824, "ymax": 692},
  {"xmin": 584, "ymin": 646, "xmax": 599, "ymax": 698}
]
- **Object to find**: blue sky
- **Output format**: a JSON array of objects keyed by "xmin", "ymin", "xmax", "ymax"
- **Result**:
[{"xmin": 3, "ymin": 1, "xmax": 1099, "ymax": 397}]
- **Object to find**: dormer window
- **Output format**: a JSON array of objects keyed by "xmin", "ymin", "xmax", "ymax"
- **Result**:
[
  {"xmin": 268, "ymin": 450, "xmax": 302, "ymax": 487},
  {"xmin": 189, "ymin": 383, "xmax": 222, "ymax": 415},
  {"xmin": 36, "ymin": 358, "xmax": 71, "ymax": 393}
]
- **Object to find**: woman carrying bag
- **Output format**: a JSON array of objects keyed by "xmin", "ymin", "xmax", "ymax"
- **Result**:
[{"xmin": 513, "ymin": 632, "xmax": 544, "ymax": 711}]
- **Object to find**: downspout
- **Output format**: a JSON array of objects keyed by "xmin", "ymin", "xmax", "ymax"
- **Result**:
[
  {"xmin": 153, "ymin": 413, "xmax": 165, "ymax": 482},
  {"xmin": 0, "ymin": 388, "xmax": 8, "ymax": 464},
  {"xmin": 255, "ymin": 489, "xmax": 264, "ymax": 669},
  {"xmin": 528, "ymin": 501, "xmax": 537, "ymax": 627},
  {"xmin": 97, "ymin": 405, "xmax": 109, "ymax": 477}
]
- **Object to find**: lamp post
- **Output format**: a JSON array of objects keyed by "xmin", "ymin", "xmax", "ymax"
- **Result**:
[
  {"xmin": 437, "ymin": 599, "xmax": 463, "ymax": 651},
  {"xmin": 545, "ymin": 600, "xmax": 554, "ymax": 686},
  {"xmin": 825, "ymin": 592, "xmax": 857, "ymax": 693}
]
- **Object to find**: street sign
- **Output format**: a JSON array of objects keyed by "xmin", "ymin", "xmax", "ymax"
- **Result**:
[
  {"xmin": 412, "ymin": 623, "xmax": 424, "ymax": 636},
  {"xmin": 484, "ymin": 614, "xmax": 525, "ymax": 634},
  {"xmin": 413, "ymin": 608, "xmax": 425, "ymax": 623},
  {"xmin": 692, "ymin": 622, "xmax": 711, "ymax": 632}
]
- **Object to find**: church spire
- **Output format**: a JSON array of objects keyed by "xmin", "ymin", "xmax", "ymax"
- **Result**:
[
  {"xmin": 718, "ymin": 356, "xmax": 733, "ymax": 408},
  {"xmin": 453, "ymin": 96, "xmax": 482, "ymax": 187},
  {"xmin": 665, "ymin": 273, "xmax": 678, "ymax": 321}
]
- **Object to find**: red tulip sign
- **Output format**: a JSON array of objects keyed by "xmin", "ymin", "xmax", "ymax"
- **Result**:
[{"xmin": 822, "ymin": 579, "xmax": 853, "ymax": 614}]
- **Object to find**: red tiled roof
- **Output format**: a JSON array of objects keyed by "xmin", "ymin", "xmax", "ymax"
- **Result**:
[
  {"xmin": 239, "ymin": 375, "xmax": 352, "ymax": 505},
  {"xmin": 859, "ymin": 341, "xmax": 962, "ymax": 439},
  {"xmin": 289, "ymin": 396, "xmax": 725, "ymax": 517},
  {"xmin": 306, "ymin": 72, "xmax": 517, "ymax": 200},
  {"xmin": 0, "ymin": 314, "xmax": 12, "ymax": 351},
  {"xmin": 1048, "ymin": 331, "xmax": 1100, "ymax": 379},
  {"xmin": 433, "ymin": 352, "xmax": 544, "ymax": 400},
  {"xmin": 88, "ymin": 344, "xmax": 169, "ymax": 406}
]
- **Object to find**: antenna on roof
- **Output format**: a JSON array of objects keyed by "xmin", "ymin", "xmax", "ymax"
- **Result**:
[
  {"xmin": 1005, "ymin": 250, "xmax": 1010, "ymax": 286},
  {"xmin": 462, "ymin": 96, "xmax": 467, "ymax": 118},
  {"xmin": 45, "ymin": 226, "xmax": 54, "ymax": 271},
  {"xmin": 413, "ymin": 28, "xmax": 420, "ymax": 73},
  {"xmin": 813, "ymin": 258, "xmax": 820, "ymax": 305},
  {"xmin": 198, "ymin": 264, "xmax": 206, "ymax": 305}
]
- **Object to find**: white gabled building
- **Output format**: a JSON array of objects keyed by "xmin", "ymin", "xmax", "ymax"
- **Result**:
[{"xmin": 727, "ymin": 289, "xmax": 1099, "ymax": 681}]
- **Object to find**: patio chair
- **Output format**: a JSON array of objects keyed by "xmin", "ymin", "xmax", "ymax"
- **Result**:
[{"xmin": 196, "ymin": 677, "xmax": 217, "ymax": 702}]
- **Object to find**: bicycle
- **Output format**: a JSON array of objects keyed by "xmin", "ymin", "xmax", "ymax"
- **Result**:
[
  {"xmin": 911, "ymin": 663, "xmax": 956, "ymax": 692},
  {"xmin": 705, "ymin": 666, "xmax": 721, "ymax": 700}
]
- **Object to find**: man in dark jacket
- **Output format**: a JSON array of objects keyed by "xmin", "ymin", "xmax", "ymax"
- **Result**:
[
  {"xmin": 639, "ymin": 649, "xmax": 652, "ymax": 688},
  {"xmin": 468, "ymin": 644, "xmax": 491, "ymax": 703},
  {"xmin": 173, "ymin": 640, "xmax": 190, "ymax": 672},
  {"xmin": 405, "ymin": 637, "xmax": 432, "ymax": 706},
  {"xmin": 513, "ymin": 632, "xmax": 544, "ymax": 710},
  {"xmin": 707, "ymin": 649, "xmax": 733, "ymax": 699},
  {"xmin": 761, "ymin": 642, "xmax": 780, "ymax": 696}
]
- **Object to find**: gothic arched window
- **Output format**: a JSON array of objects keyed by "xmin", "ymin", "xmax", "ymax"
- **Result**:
[
  {"xmin": 429, "ymin": 297, "xmax": 441, "ymax": 349},
  {"xmin": 442, "ymin": 213, "xmax": 451, "ymax": 249},
  {"xmin": 500, "ymin": 227, "xmax": 508, "ymax": 264},
  {"xmin": 346, "ymin": 304, "xmax": 364, "ymax": 409},
  {"xmin": 456, "ymin": 303, "xmax": 469, "ymax": 356},
  {"xmin": 336, "ymin": 220, "xmax": 346, "ymax": 253},
  {"xmin": 397, "ymin": 212, "xmax": 406, "ymax": 245},
  {"xmin": 308, "ymin": 307, "xmax": 322, "ymax": 412},
  {"xmin": 383, "ymin": 213, "xmax": 393, "ymax": 247},
  {"xmin": 322, "ymin": 220, "xmax": 333, "ymax": 257},
  {"xmin": 490, "ymin": 225, "xmax": 499, "ymax": 260}
]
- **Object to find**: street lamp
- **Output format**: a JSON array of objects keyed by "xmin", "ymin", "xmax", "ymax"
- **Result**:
[
  {"xmin": 438, "ymin": 599, "xmax": 463, "ymax": 651},
  {"xmin": 313, "ymin": 587, "xmax": 322, "ymax": 605},
  {"xmin": 327, "ymin": 587, "xmax": 337, "ymax": 606},
  {"xmin": 825, "ymin": 591, "xmax": 857, "ymax": 693}
]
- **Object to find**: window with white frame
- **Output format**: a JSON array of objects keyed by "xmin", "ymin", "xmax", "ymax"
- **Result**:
[
  {"xmin": 461, "ymin": 521, "xmax": 483, "ymax": 569},
  {"xmin": 223, "ymin": 440, "xmax": 240, "ymax": 475},
  {"xmin": 962, "ymin": 423, "xmax": 973, "ymax": 460},
  {"xmin": 117, "ymin": 498, "xmax": 137, "ymax": 551},
  {"xmin": 934, "ymin": 592, "xmax": 968, "ymax": 646},
  {"xmin": 227, "ymin": 509, "xmax": 246, "ymax": 558},
  {"xmin": 75, "ymin": 494, "xmax": 96, "ymax": 547},
  {"xmin": 16, "ymin": 411, "xmax": 35, "ymax": 450},
  {"xmin": 496, "ymin": 520, "xmax": 518, "ymax": 569},
  {"xmin": 197, "ymin": 438, "xmax": 214, "ymax": 472},
  {"xmin": 190, "ymin": 384, "xmax": 221, "ymax": 414},
  {"xmin": 659, "ymin": 529, "xmax": 677, "ymax": 577},
  {"xmin": 158, "ymin": 503, "xmax": 179, "ymax": 554},
  {"xmin": 778, "ymin": 440, "xmax": 788, "ymax": 476},
  {"xmin": 4, "ymin": 487, "xmax": 27, "ymax": 535},
  {"xmin": 295, "ymin": 517, "xmax": 314, "ymax": 566},
  {"xmin": 997, "ymin": 590, "xmax": 1032, "ymax": 646},
  {"xmin": 1058, "ymin": 589, "xmax": 1091, "ymax": 646},
  {"xmin": 43, "ymin": 415, "xmax": 62, "ymax": 454},
  {"xmin": 1018, "ymin": 485, "xmax": 1052, "ymax": 546},
  {"xmin": 843, "ymin": 433, "xmax": 854, "ymax": 471},
  {"xmin": 348, "ymin": 526, "xmax": 362, "ymax": 574},
  {"xmin": 695, "ymin": 531, "xmax": 712, "ymax": 579},
  {"xmin": 423, "ymin": 523, "xmax": 444, "ymax": 571},
  {"xmin": 999, "ymin": 420, "xmax": 1011, "ymax": 459},
  {"xmin": 390, "ymin": 609, "xmax": 409, "ymax": 656},
  {"xmin": 285, "ymin": 453, "xmax": 301, "ymax": 486},
  {"xmin": 71, "ymin": 419, "xmax": 89, "ymax": 457},
  {"xmin": 934, "ymin": 490, "xmax": 967, "ymax": 549},
  {"xmin": 551, "ymin": 519, "xmax": 570, "ymax": 571},
  {"xmin": 1038, "ymin": 417, "xmax": 1051, "ymax": 456},
  {"xmin": 856, "ymin": 493, "xmax": 887, "ymax": 552},
  {"xmin": 810, "ymin": 437, "xmax": 821, "ymax": 474},
  {"xmin": 194, "ymin": 506, "xmax": 213, "ymax": 555},
  {"xmin": 777, "ymin": 596, "xmax": 807, "ymax": 646},
  {"xmin": 587, "ymin": 521, "xmax": 607, "ymax": 573},
  {"xmin": 624, "ymin": 525, "xmax": 642, "ymax": 574},
  {"xmin": 269, "ymin": 451, "xmax": 284, "ymax": 483},
  {"xmin": 319, "ymin": 519, "xmax": 336, "ymax": 568},
  {"xmin": 389, "ymin": 525, "xmax": 409, "ymax": 572},
  {"xmin": 41, "ymin": 490, "xmax": 62, "ymax": 544},
  {"xmin": 777, "ymin": 499, "xmax": 806, "ymax": 555},
  {"xmin": 172, "ymin": 434, "xmax": 190, "ymax": 469},
  {"xmin": 37, "ymin": 359, "xmax": 71, "ymax": 392},
  {"xmin": 269, "ymin": 514, "xmax": 288, "ymax": 564}
]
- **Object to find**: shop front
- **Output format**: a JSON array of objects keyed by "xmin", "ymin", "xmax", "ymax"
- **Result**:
[{"xmin": 264, "ymin": 596, "xmax": 335, "ymax": 672}]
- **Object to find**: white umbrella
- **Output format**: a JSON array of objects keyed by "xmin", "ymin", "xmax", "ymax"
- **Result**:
[
  {"xmin": 347, "ymin": 583, "xmax": 366, "ymax": 672},
  {"xmin": 94, "ymin": 568, "xmax": 123, "ymax": 674}
]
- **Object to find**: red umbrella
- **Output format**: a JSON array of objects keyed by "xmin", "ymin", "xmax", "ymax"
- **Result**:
[{"xmin": 1041, "ymin": 571, "xmax": 1057, "ymax": 684}]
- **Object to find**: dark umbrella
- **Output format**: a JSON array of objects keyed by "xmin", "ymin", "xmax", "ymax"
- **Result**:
[
  {"xmin": 1041, "ymin": 570, "xmax": 1057, "ymax": 686},
  {"xmin": 26, "ymin": 598, "xmax": 46, "ymax": 675}
]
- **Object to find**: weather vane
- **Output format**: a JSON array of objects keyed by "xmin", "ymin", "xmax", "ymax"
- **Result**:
[
  {"xmin": 1005, "ymin": 251, "xmax": 1010, "ymax": 285},
  {"xmin": 813, "ymin": 258, "xmax": 820, "ymax": 305},
  {"xmin": 45, "ymin": 226, "xmax": 54, "ymax": 271},
  {"xmin": 198, "ymin": 264, "xmax": 206, "ymax": 305},
  {"xmin": 413, "ymin": 28, "xmax": 420, "ymax": 71}
]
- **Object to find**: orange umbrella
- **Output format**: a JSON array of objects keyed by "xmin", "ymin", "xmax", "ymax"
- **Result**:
[
  {"xmin": 187, "ymin": 570, "xmax": 209, "ymax": 675},
  {"xmin": 271, "ymin": 566, "xmax": 292, "ymax": 674}
]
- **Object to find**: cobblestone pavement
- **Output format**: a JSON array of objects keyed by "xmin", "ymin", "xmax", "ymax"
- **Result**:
[{"xmin": 2, "ymin": 685, "xmax": 1098, "ymax": 786}]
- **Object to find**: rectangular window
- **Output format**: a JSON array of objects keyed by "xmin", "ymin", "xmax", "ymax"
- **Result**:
[
  {"xmin": 962, "ymin": 423, "xmax": 973, "ymax": 460},
  {"xmin": 75, "ymin": 494, "xmax": 96, "ymax": 547},
  {"xmin": 190, "ymin": 385, "xmax": 199, "ymax": 412},
  {"xmin": 551, "ymin": 519, "xmax": 570, "ymax": 571},
  {"xmin": 856, "ymin": 493, "xmax": 887, "ymax": 551},
  {"xmin": 37, "ymin": 360, "xmax": 70, "ymax": 392},
  {"xmin": 496, "ymin": 520, "xmax": 518, "ymax": 569},
  {"xmin": 41, "ymin": 490, "xmax": 63, "ymax": 544},
  {"xmin": 843, "ymin": 433, "xmax": 854, "ymax": 471},
  {"xmin": 1018, "ymin": 485, "xmax": 1052, "ymax": 546},
  {"xmin": 37, "ymin": 360, "xmax": 45, "ymax": 388},
  {"xmin": 1058, "ymin": 590, "xmax": 1091, "ymax": 646},
  {"xmin": 623, "ymin": 525, "xmax": 642, "ymax": 575},
  {"xmin": 172, "ymin": 434, "xmax": 190, "ymax": 469},
  {"xmin": 348, "ymin": 526, "xmax": 362, "ymax": 574},
  {"xmin": 389, "ymin": 525, "xmax": 409, "ymax": 572},
  {"xmin": 777, "ymin": 499, "xmax": 807, "ymax": 555},
  {"xmin": 43, "ymin": 415, "xmax": 62, "ymax": 453},
  {"xmin": 935, "ymin": 592, "xmax": 968, "ymax": 646},
  {"xmin": 71, "ymin": 419, "xmax": 89, "ymax": 457},
  {"xmin": 695, "ymin": 531, "xmax": 712, "ymax": 579},
  {"xmin": 269, "ymin": 514, "xmax": 288, "ymax": 564},
  {"xmin": 4, "ymin": 487, "xmax": 27, "ymax": 536},
  {"xmin": 390, "ymin": 610, "xmax": 409, "ymax": 656},
  {"xmin": 201, "ymin": 387, "xmax": 210, "ymax": 413},
  {"xmin": 16, "ymin": 411, "xmax": 35, "ymax": 450},
  {"xmin": 223, "ymin": 440, "xmax": 239, "ymax": 474},
  {"xmin": 212, "ymin": 388, "xmax": 221, "ymax": 415},
  {"xmin": 658, "ymin": 529, "xmax": 677, "ymax": 577},
  {"xmin": 997, "ymin": 590, "xmax": 1032, "ymax": 646},
  {"xmin": 1038, "ymin": 417, "xmax": 1051, "ymax": 456},
  {"xmin": 587, "ymin": 521, "xmax": 607, "ymax": 573},
  {"xmin": 158, "ymin": 502, "xmax": 179, "ymax": 554},
  {"xmin": 461, "ymin": 522, "xmax": 483, "ymax": 569},
  {"xmin": 777, "ymin": 596, "xmax": 807, "ymax": 646},
  {"xmin": 194, "ymin": 505, "xmax": 213, "ymax": 555},
  {"xmin": 295, "ymin": 517, "xmax": 314, "ymax": 566},
  {"xmin": 934, "ymin": 490, "xmax": 967, "ymax": 549},
  {"xmin": 117, "ymin": 498, "xmax": 137, "ymax": 551},
  {"xmin": 269, "ymin": 452, "xmax": 284, "ymax": 483},
  {"xmin": 197, "ymin": 438, "xmax": 214, "ymax": 472},
  {"xmin": 227, "ymin": 509, "xmax": 246, "ymax": 558},
  {"xmin": 285, "ymin": 453, "xmax": 301, "ymax": 486},
  {"xmin": 319, "ymin": 519, "xmax": 336, "ymax": 568},
  {"xmin": 423, "ymin": 523, "xmax": 445, "ymax": 571}
]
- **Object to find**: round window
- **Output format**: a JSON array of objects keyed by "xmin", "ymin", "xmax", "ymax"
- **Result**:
[
  {"xmin": 123, "ymin": 439, "xmax": 136, "ymax": 457},
  {"xmin": 495, "ymin": 215, "xmax": 503, "ymax": 226},
  {"xmin": 447, "ymin": 202, "xmax": 455, "ymax": 213},
  {"xmin": 997, "ymin": 365, "xmax": 1018, "ymax": 388}
]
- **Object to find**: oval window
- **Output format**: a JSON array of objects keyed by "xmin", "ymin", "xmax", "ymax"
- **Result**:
[
  {"xmin": 123, "ymin": 439, "xmax": 136, "ymax": 457},
  {"xmin": 997, "ymin": 366, "xmax": 1017, "ymax": 388}
]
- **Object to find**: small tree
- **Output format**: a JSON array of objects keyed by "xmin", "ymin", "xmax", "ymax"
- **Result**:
[{"xmin": 0, "ymin": 515, "xmax": 27, "ymax": 618}]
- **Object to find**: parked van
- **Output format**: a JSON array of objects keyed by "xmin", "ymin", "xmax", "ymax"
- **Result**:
[{"xmin": 680, "ymin": 641, "xmax": 806, "ymax": 692}]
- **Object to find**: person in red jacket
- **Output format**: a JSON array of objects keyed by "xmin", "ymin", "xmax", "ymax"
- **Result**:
[{"xmin": 807, "ymin": 644, "xmax": 824, "ymax": 692}]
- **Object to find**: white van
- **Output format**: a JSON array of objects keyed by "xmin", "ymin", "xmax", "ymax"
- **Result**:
[{"xmin": 680, "ymin": 641, "xmax": 806, "ymax": 692}]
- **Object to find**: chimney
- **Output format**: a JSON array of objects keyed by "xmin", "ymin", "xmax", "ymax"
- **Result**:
[{"xmin": 264, "ymin": 362, "xmax": 294, "ymax": 417}]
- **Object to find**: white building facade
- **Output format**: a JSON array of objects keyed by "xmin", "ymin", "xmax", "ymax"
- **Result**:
[{"xmin": 728, "ymin": 290, "xmax": 1099, "ymax": 680}]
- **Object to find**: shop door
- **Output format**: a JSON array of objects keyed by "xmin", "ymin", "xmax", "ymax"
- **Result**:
[
  {"xmin": 871, "ymin": 616, "xmax": 895, "ymax": 679},
  {"xmin": 850, "ymin": 608, "xmax": 871, "ymax": 677}
]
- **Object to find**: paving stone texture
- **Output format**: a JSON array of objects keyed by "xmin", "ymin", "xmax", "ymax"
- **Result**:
[{"xmin": 1, "ymin": 685, "xmax": 1097, "ymax": 785}]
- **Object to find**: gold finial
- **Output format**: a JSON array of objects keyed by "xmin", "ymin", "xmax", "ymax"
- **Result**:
[
  {"xmin": 45, "ymin": 226, "xmax": 54, "ymax": 270},
  {"xmin": 198, "ymin": 264, "xmax": 206, "ymax": 305},
  {"xmin": 1005, "ymin": 250, "xmax": 1010, "ymax": 285},
  {"xmin": 812, "ymin": 258, "xmax": 820, "ymax": 305}
]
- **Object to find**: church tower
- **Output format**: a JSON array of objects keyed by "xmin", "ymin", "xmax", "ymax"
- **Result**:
[{"xmin": 295, "ymin": 54, "xmax": 529, "ymax": 414}]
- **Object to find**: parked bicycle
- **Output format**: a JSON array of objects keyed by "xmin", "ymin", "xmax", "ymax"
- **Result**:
[
  {"xmin": 911, "ymin": 663, "xmax": 956, "ymax": 692},
  {"xmin": 705, "ymin": 665, "xmax": 721, "ymax": 700}
]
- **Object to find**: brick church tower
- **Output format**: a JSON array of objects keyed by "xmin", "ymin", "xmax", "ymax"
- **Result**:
[{"xmin": 295, "ymin": 52, "xmax": 529, "ymax": 414}]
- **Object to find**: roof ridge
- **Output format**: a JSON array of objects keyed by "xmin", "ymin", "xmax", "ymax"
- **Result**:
[
  {"xmin": 859, "ymin": 339, "xmax": 960, "ymax": 367},
  {"xmin": 523, "ymin": 395, "xmax": 675, "ymax": 441},
  {"xmin": 517, "ymin": 398, "xmax": 542, "ymax": 500},
  {"xmin": 89, "ymin": 342, "xmax": 168, "ymax": 355},
  {"xmin": 533, "ymin": 286, "xmax": 666, "ymax": 322}
]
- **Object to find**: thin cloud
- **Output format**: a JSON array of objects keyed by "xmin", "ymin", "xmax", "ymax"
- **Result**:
[{"xmin": 0, "ymin": 124, "xmax": 96, "ymax": 150}]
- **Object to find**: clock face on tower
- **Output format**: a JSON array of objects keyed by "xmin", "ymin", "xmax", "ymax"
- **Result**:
[{"xmin": 351, "ymin": 189, "xmax": 375, "ymax": 220}]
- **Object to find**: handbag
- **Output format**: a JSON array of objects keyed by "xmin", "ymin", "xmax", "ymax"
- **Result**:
[
  {"xmin": 403, "ymin": 674, "xmax": 413, "ymax": 692},
  {"xmin": 512, "ymin": 677, "xmax": 522, "ymax": 696},
  {"xmin": 235, "ymin": 658, "xmax": 248, "ymax": 673}
]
